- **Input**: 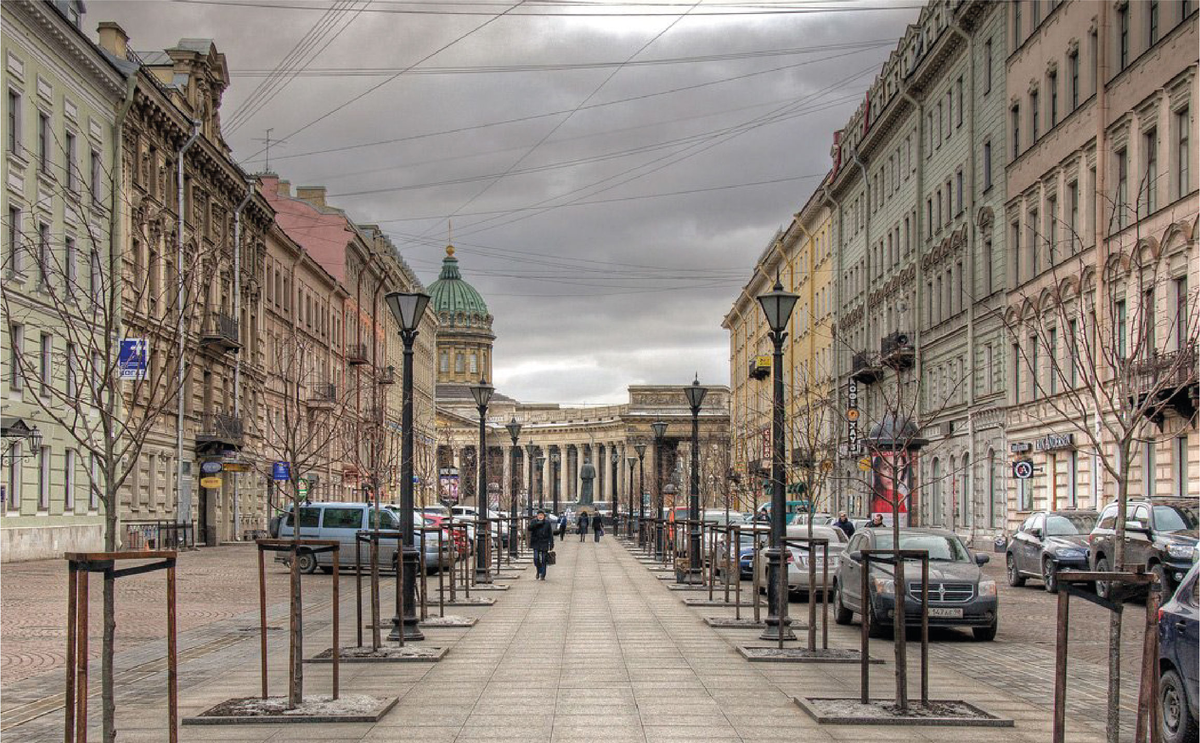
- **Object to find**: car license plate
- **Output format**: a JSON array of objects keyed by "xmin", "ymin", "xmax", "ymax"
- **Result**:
[{"xmin": 927, "ymin": 607, "xmax": 963, "ymax": 619}]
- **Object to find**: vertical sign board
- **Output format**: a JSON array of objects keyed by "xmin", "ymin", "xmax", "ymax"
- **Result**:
[
  {"xmin": 846, "ymin": 379, "xmax": 860, "ymax": 456},
  {"xmin": 272, "ymin": 461, "xmax": 290, "ymax": 481},
  {"xmin": 118, "ymin": 339, "xmax": 149, "ymax": 380}
]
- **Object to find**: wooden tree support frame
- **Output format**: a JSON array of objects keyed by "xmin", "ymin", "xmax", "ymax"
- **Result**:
[
  {"xmin": 254, "ymin": 538, "xmax": 340, "ymax": 701},
  {"xmin": 63, "ymin": 550, "xmax": 178, "ymax": 743},
  {"xmin": 859, "ymin": 548, "xmax": 932, "ymax": 707},
  {"xmin": 1053, "ymin": 569, "xmax": 1161, "ymax": 743},
  {"xmin": 783, "ymin": 536, "xmax": 831, "ymax": 651}
]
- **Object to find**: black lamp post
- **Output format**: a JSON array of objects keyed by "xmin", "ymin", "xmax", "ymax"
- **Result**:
[
  {"xmin": 470, "ymin": 377, "xmax": 494, "ymax": 583},
  {"xmin": 756, "ymin": 275, "xmax": 799, "ymax": 642},
  {"xmin": 505, "ymin": 417, "xmax": 522, "ymax": 558},
  {"xmin": 634, "ymin": 443, "xmax": 646, "ymax": 545},
  {"xmin": 610, "ymin": 448, "xmax": 620, "ymax": 530},
  {"xmin": 383, "ymin": 290, "xmax": 430, "ymax": 642},
  {"xmin": 650, "ymin": 421, "xmax": 668, "ymax": 559},
  {"xmin": 535, "ymin": 454, "xmax": 546, "ymax": 510},
  {"xmin": 683, "ymin": 376, "xmax": 707, "ymax": 584},
  {"xmin": 626, "ymin": 456, "xmax": 636, "ymax": 539},
  {"xmin": 551, "ymin": 449, "xmax": 561, "ymax": 514}
]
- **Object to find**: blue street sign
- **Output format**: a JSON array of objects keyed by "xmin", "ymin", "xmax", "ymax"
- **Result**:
[
  {"xmin": 118, "ymin": 339, "xmax": 149, "ymax": 380},
  {"xmin": 272, "ymin": 461, "xmax": 290, "ymax": 481}
]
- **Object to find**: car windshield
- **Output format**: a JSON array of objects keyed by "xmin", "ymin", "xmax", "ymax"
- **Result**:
[
  {"xmin": 1153, "ymin": 505, "xmax": 1198, "ymax": 533},
  {"xmin": 873, "ymin": 532, "xmax": 971, "ymax": 561},
  {"xmin": 1045, "ymin": 513, "xmax": 1096, "ymax": 536}
]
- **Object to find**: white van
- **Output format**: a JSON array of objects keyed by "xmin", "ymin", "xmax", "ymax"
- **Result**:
[{"xmin": 276, "ymin": 502, "xmax": 432, "ymax": 573}]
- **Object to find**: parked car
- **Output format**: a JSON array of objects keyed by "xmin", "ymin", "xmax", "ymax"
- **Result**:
[
  {"xmin": 754, "ymin": 524, "xmax": 848, "ymax": 597},
  {"xmin": 419, "ymin": 513, "xmax": 469, "ymax": 562},
  {"xmin": 277, "ymin": 502, "xmax": 437, "ymax": 574},
  {"xmin": 1158, "ymin": 563, "xmax": 1199, "ymax": 743},
  {"xmin": 1089, "ymin": 498, "xmax": 1198, "ymax": 599},
  {"xmin": 1006, "ymin": 509, "xmax": 1098, "ymax": 592},
  {"xmin": 833, "ymin": 527, "xmax": 998, "ymax": 641},
  {"xmin": 714, "ymin": 524, "xmax": 770, "ymax": 580}
]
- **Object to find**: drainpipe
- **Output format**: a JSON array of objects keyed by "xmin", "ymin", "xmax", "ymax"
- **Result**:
[
  {"xmin": 231, "ymin": 180, "xmax": 254, "ymax": 539},
  {"xmin": 175, "ymin": 121, "xmax": 200, "ymax": 529},
  {"xmin": 108, "ymin": 72, "xmax": 139, "ymax": 549},
  {"xmin": 817, "ymin": 185, "xmax": 843, "ymax": 512}
]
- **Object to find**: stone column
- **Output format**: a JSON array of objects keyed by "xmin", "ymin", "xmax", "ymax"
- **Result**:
[
  {"xmin": 503, "ymin": 442, "xmax": 513, "ymax": 511},
  {"xmin": 597, "ymin": 444, "xmax": 606, "ymax": 502}
]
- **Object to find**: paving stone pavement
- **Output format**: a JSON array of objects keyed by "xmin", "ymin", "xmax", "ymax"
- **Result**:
[{"xmin": 3, "ymin": 536, "xmax": 1121, "ymax": 742}]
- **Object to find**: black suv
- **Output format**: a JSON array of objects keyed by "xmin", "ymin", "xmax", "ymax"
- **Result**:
[
  {"xmin": 1088, "ymin": 498, "xmax": 1198, "ymax": 598},
  {"xmin": 1006, "ymin": 510, "xmax": 1098, "ymax": 593}
]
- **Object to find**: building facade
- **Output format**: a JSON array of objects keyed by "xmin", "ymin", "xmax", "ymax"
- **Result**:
[{"xmin": 1, "ymin": 0, "xmax": 124, "ymax": 560}]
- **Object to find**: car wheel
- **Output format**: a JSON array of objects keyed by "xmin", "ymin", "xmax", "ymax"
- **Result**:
[
  {"xmin": 1006, "ymin": 554, "xmax": 1026, "ymax": 587},
  {"xmin": 973, "ymin": 620, "xmax": 998, "ymax": 641},
  {"xmin": 834, "ymin": 585, "xmax": 853, "ymax": 625},
  {"xmin": 1095, "ymin": 557, "xmax": 1112, "ymax": 599},
  {"xmin": 866, "ymin": 604, "xmax": 890, "ymax": 639},
  {"xmin": 1161, "ymin": 668, "xmax": 1199, "ymax": 743},
  {"xmin": 1042, "ymin": 558, "xmax": 1059, "ymax": 593},
  {"xmin": 319, "ymin": 566, "xmax": 333, "ymax": 575},
  {"xmin": 296, "ymin": 551, "xmax": 318, "ymax": 575}
]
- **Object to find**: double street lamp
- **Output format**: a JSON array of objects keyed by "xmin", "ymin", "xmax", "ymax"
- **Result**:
[
  {"xmin": 683, "ymin": 376, "xmax": 707, "ymax": 584},
  {"xmin": 535, "ymin": 454, "xmax": 546, "ymax": 510},
  {"xmin": 634, "ymin": 443, "xmax": 646, "ymax": 545},
  {"xmin": 505, "ymin": 417, "xmax": 522, "ymax": 558},
  {"xmin": 383, "ymin": 290, "xmax": 430, "ymax": 642},
  {"xmin": 756, "ymin": 275, "xmax": 799, "ymax": 642},
  {"xmin": 610, "ymin": 448, "xmax": 620, "ymax": 529},
  {"xmin": 650, "ymin": 421, "xmax": 668, "ymax": 559},
  {"xmin": 470, "ymin": 377, "xmax": 494, "ymax": 583},
  {"xmin": 551, "ymin": 449, "xmax": 561, "ymax": 514}
]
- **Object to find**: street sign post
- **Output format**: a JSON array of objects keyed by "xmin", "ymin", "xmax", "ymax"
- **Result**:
[
  {"xmin": 118, "ymin": 339, "xmax": 149, "ymax": 380},
  {"xmin": 272, "ymin": 462, "xmax": 290, "ymax": 481},
  {"xmin": 1012, "ymin": 460, "xmax": 1034, "ymax": 480}
]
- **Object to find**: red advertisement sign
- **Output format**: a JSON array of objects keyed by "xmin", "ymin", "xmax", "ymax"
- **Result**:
[{"xmin": 870, "ymin": 450, "xmax": 913, "ymax": 527}]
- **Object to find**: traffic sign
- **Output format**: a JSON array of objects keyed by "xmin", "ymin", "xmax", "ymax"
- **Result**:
[
  {"xmin": 1012, "ymin": 460, "xmax": 1034, "ymax": 480},
  {"xmin": 272, "ymin": 461, "xmax": 290, "ymax": 480},
  {"xmin": 118, "ymin": 339, "xmax": 149, "ymax": 380},
  {"xmin": 858, "ymin": 457, "xmax": 872, "ymax": 472},
  {"xmin": 297, "ymin": 479, "xmax": 309, "ymax": 498}
]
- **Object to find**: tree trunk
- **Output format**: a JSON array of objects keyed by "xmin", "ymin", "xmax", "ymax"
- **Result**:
[
  {"xmin": 102, "ymin": 496, "xmax": 117, "ymax": 742},
  {"xmin": 892, "ymin": 502, "xmax": 907, "ymax": 711},
  {"xmin": 1106, "ymin": 460, "xmax": 1130, "ymax": 743},
  {"xmin": 288, "ymin": 529, "xmax": 304, "ymax": 708}
]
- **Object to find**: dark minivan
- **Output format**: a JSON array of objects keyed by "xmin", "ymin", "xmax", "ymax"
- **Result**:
[{"xmin": 1159, "ymin": 564, "xmax": 1199, "ymax": 743}]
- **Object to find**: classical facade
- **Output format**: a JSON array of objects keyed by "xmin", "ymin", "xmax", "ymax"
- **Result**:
[
  {"xmin": 1, "ymin": 0, "xmax": 124, "ymax": 560},
  {"xmin": 1003, "ymin": 0, "xmax": 1198, "ymax": 522}
]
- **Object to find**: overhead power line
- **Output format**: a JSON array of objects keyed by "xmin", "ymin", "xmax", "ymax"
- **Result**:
[{"xmin": 169, "ymin": 0, "xmax": 925, "ymax": 16}]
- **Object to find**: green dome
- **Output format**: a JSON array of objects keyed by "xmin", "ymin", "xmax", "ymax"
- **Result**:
[{"xmin": 428, "ymin": 246, "xmax": 491, "ymax": 324}]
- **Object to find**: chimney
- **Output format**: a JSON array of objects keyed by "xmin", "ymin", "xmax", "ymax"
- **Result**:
[
  {"xmin": 295, "ymin": 186, "xmax": 326, "ymax": 209},
  {"xmin": 277, "ymin": 180, "xmax": 291, "ymax": 197},
  {"xmin": 97, "ymin": 21, "xmax": 129, "ymax": 60}
]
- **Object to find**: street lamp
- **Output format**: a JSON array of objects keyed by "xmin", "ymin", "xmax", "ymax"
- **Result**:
[
  {"xmin": 650, "ymin": 421, "xmax": 668, "ymax": 559},
  {"xmin": 610, "ymin": 448, "xmax": 620, "ymax": 530},
  {"xmin": 756, "ymin": 275, "xmax": 799, "ymax": 642},
  {"xmin": 470, "ymin": 377, "xmax": 494, "ymax": 583},
  {"xmin": 634, "ymin": 443, "xmax": 646, "ymax": 545},
  {"xmin": 683, "ymin": 375, "xmax": 707, "ymax": 584},
  {"xmin": 383, "ymin": 290, "xmax": 430, "ymax": 642},
  {"xmin": 1, "ymin": 422, "xmax": 42, "ymax": 464},
  {"xmin": 626, "ymin": 456, "xmax": 637, "ymax": 539},
  {"xmin": 505, "ymin": 417, "xmax": 522, "ymax": 558},
  {"xmin": 550, "ymin": 449, "xmax": 561, "ymax": 514},
  {"xmin": 535, "ymin": 454, "xmax": 546, "ymax": 510}
]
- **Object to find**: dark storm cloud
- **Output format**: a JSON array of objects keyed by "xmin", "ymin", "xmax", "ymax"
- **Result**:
[{"xmin": 90, "ymin": 0, "xmax": 919, "ymax": 404}]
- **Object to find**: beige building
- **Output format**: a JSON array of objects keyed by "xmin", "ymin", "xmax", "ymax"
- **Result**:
[{"xmin": 1004, "ymin": 0, "xmax": 1198, "ymax": 522}]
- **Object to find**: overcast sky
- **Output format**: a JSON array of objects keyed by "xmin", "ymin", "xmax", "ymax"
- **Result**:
[{"xmin": 90, "ymin": 0, "xmax": 921, "ymax": 405}]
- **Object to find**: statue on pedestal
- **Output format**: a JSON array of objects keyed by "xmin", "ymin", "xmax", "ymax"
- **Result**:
[{"xmin": 579, "ymin": 458, "xmax": 596, "ymax": 505}]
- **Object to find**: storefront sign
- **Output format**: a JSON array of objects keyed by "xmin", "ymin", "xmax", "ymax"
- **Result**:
[
  {"xmin": 1009, "ymin": 442, "xmax": 1032, "ymax": 454},
  {"xmin": 846, "ymin": 379, "xmax": 860, "ymax": 456},
  {"xmin": 1034, "ymin": 433, "xmax": 1075, "ymax": 452}
]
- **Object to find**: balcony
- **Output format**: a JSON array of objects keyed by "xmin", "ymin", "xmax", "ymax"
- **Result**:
[
  {"xmin": 308, "ymin": 383, "xmax": 337, "ymax": 410},
  {"xmin": 199, "ymin": 311, "xmax": 240, "ymax": 352},
  {"xmin": 880, "ymin": 331, "xmax": 915, "ymax": 370},
  {"xmin": 346, "ymin": 343, "xmax": 369, "ymax": 365},
  {"xmin": 377, "ymin": 365, "xmax": 396, "ymax": 385},
  {"xmin": 196, "ymin": 413, "xmax": 243, "ymax": 448},
  {"xmin": 850, "ymin": 352, "xmax": 884, "ymax": 384},
  {"xmin": 1128, "ymin": 344, "xmax": 1198, "ymax": 425}
]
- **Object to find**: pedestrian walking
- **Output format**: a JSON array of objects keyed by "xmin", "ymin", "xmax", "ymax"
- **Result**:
[
  {"xmin": 593, "ymin": 511, "xmax": 604, "ymax": 542},
  {"xmin": 529, "ymin": 510, "xmax": 555, "ymax": 580},
  {"xmin": 578, "ymin": 511, "xmax": 590, "ymax": 542},
  {"xmin": 833, "ymin": 512, "xmax": 855, "ymax": 538},
  {"xmin": 557, "ymin": 513, "xmax": 568, "ymax": 540},
  {"xmin": 868, "ymin": 513, "xmax": 885, "ymax": 528}
]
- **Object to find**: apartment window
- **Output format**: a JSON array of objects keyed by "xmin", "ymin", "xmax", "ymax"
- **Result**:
[
  {"xmin": 983, "ymin": 238, "xmax": 994, "ymax": 295},
  {"xmin": 1068, "ymin": 450, "xmax": 1078, "ymax": 506},
  {"xmin": 936, "ymin": 189, "xmax": 943, "ymax": 228},
  {"xmin": 927, "ymin": 112, "xmax": 934, "ymax": 152},
  {"xmin": 1049, "ymin": 72, "xmax": 1058, "ymax": 127},
  {"xmin": 37, "ymin": 222, "xmax": 49, "ymax": 287},
  {"xmin": 90, "ymin": 149, "xmax": 101, "ymax": 203},
  {"xmin": 65, "ymin": 449, "xmax": 76, "ymax": 512},
  {"xmin": 1176, "ymin": 107, "xmax": 1190, "ymax": 197},
  {"xmin": 37, "ymin": 111, "xmax": 49, "ymax": 173},
  {"xmin": 986, "ymin": 344, "xmax": 995, "ymax": 391},
  {"xmin": 937, "ymin": 102, "xmax": 944, "ymax": 146},
  {"xmin": 1048, "ymin": 327, "xmax": 1059, "ymax": 394},
  {"xmin": 1116, "ymin": 148, "xmax": 1129, "ymax": 228},
  {"xmin": 7, "ymin": 206, "xmax": 20, "ymax": 274},
  {"xmin": 955, "ymin": 169, "xmax": 964, "ymax": 214},
  {"xmin": 7, "ymin": 443, "xmax": 20, "ymax": 511},
  {"xmin": 1069, "ymin": 52, "xmax": 1079, "ymax": 109},
  {"xmin": 65, "ymin": 237, "xmax": 77, "ymax": 299},
  {"xmin": 1185, "ymin": 1, "xmax": 1194, "ymax": 20},
  {"xmin": 1175, "ymin": 277, "xmax": 1190, "ymax": 350},
  {"xmin": 1012, "ymin": 343, "xmax": 1022, "ymax": 403},
  {"xmin": 1067, "ymin": 181, "xmax": 1079, "ymax": 249},
  {"xmin": 1029, "ymin": 334, "xmax": 1039, "ymax": 399},
  {"xmin": 1031, "ymin": 0, "xmax": 1041, "ymax": 25},
  {"xmin": 1144, "ymin": 442, "xmax": 1156, "ymax": 498},
  {"xmin": 455, "ymin": 353, "xmax": 464, "ymax": 373},
  {"xmin": 38, "ymin": 446, "xmax": 49, "ymax": 511},
  {"xmin": 1030, "ymin": 90, "xmax": 1040, "ymax": 142},
  {"xmin": 984, "ymin": 38, "xmax": 993, "ymax": 94},
  {"xmin": 1013, "ymin": 2, "xmax": 1022, "ymax": 47},
  {"xmin": 6, "ymin": 89, "xmax": 20, "ymax": 154},
  {"xmin": 1149, "ymin": 0, "xmax": 1160, "ymax": 45},
  {"xmin": 926, "ymin": 198, "xmax": 934, "ymax": 237},
  {"xmin": 1118, "ymin": 6, "xmax": 1129, "ymax": 70},
  {"xmin": 1047, "ymin": 195, "xmax": 1058, "ymax": 260},
  {"xmin": 1011, "ymin": 221, "xmax": 1022, "ymax": 283},
  {"xmin": 469, "ymin": 353, "xmax": 478, "ymax": 375},
  {"xmin": 1176, "ymin": 436, "xmax": 1191, "ymax": 497},
  {"xmin": 39, "ymin": 333, "xmax": 51, "ymax": 398},
  {"xmin": 935, "ymin": 276, "xmax": 943, "ymax": 323},
  {"xmin": 1116, "ymin": 299, "xmax": 1128, "ymax": 358},
  {"xmin": 946, "ymin": 90, "xmax": 953, "ymax": 138},
  {"xmin": 1011, "ymin": 104, "xmax": 1021, "ymax": 157},
  {"xmin": 1068, "ymin": 319, "xmax": 1079, "ymax": 387},
  {"xmin": 956, "ymin": 76, "xmax": 964, "ymax": 127},
  {"xmin": 66, "ymin": 342, "xmax": 76, "ymax": 398},
  {"xmin": 1028, "ymin": 208, "xmax": 1039, "ymax": 275},
  {"xmin": 65, "ymin": 131, "xmax": 78, "ymax": 192},
  {"xmin": 89, "ymin": 453, "xmax": 98, "ymax": 510},
  {"xmin": 1143, "ymin": 288, "xmax": 1157, "ymax": 354},
  {"xmin": 1144, "ymin": 128, "xmax": 1159, "ymax": 214},
  {"xmin": 89, "ymin": 250, "xmax": 101, "ymax": 301},
  {"xmin": 9, "ymin": 323, "xmax": 24, "ymax": 392}
]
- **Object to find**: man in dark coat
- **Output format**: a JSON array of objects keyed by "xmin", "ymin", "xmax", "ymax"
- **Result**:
[
  {"xmin": 529, "ymin": 510, "xmax": 555, "ymax": 580},
  {"xmin": 833, "ymin": 512, "xmax": 855, "ymax": 538},
  {"xmin": 592, "ymin": 511, "xmax": 604, "ymax": 542},
  {"xmin": 578, "ymin": 511, "xmax": 590, "ymax": 542}
]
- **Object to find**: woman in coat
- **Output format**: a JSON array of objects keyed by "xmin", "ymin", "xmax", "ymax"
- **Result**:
[{"xmin": 578, "ymin": 511, "xmax": 591, "ymax": 542}]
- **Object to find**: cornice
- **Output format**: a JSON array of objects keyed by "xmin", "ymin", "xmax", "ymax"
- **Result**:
[{"xmin": 9, "ymin": 0, "xmax": 125, "ymax": 98}]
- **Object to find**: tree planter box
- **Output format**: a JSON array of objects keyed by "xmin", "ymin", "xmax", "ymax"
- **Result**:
[
  {"xmin": 683, "ymin": 598, "xmax": 758, "ymax": 607},
  {"xmin": 441, "ymin": 597, "xmax": 496, "ymax": 606},
  {"xmin": 420, "ymin": 615, "xmax": 478, "ymax": 628},
  {"xmin": 736, "ymin": 646, "xmax": 877, "ymax": 664},
  {"xmin": 465, "ymin": 583, "xmax": 510, "ymax": 591},
  {"xmin": 794, "ymin": 697, "xmax": 1013, "ymax": 726},
  {"xmin": 703, "ymin": 616, "xmax": 767, "ymax": 629},
  {"xmin": 308, "ymin": 645, "xmax": 448, "ymax": 663},
  {"xmin": 183, "ymin": 695, "xmax": 396, "ymax": 725}
]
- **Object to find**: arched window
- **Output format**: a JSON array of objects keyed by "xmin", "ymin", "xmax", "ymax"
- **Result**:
[
  {"xmin": 439, "ymin": 351, "xmax": 448, "ymax": 373},
  {"xmin": 469, "ymin": 352, "xmax": 477, "ymax": 374},
  {"xmin": 455, "ymin": 353, "xmax": 464, "ymax": 373}
]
